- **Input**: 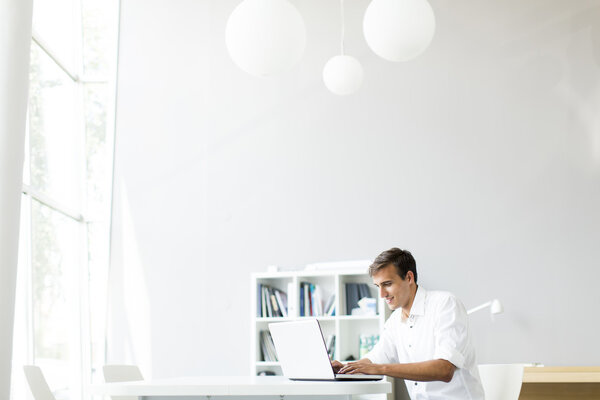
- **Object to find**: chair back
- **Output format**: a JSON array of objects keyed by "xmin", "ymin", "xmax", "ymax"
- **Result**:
[
  {"xmin": 103, "ymin": 365, "xmax": 144, "ymax": 400},
  {"xmin": 478, "ymin": 363, "xmax": 525, "ymax": 400},
  {"xmin": 23, "ymin": 365, "xmax": 56, "ymax": 400}
]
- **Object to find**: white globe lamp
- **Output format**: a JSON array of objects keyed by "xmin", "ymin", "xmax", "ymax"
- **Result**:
[
  {"xmin": 323, "ymin": 55, "xmax": 363, "ymax": 95},
  {"xmin": 363, "ymin": 0, "xmax": 436, "ymax": 62},
  {"xmin": 225, "ymin": 0, "xmax": 306, "ymax": 77}
]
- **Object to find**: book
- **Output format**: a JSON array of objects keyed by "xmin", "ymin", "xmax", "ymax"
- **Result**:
[
  {"xmin": 257, "ymin": 283, "xmax": 262, "ymax": 317},
  {"xmin": 308, "ymin": 283, "xmax": 314, "ymax": 316},
  {"xmin": 261, "ymin": 286, "xmax": 268, "ymax": 317},
  {"xmin": 310, "ymin": 283, "xmax": 316, "ymax": 316},
  {"xmin": 264, "ymin": 286, "xmax": 273, "ymax": 317},
  {"xmin": 324, "ymin": 293, "xmax": 336, "ymax": 316},
  {"xmin": 303, "ymin": 282, "xmax": 310, "ymax": 316},
  {"xmin": 274, "ymin": 289, "xmax": 288, "ymax": 317},
  {"xmin": 260, "ymin": 330, "xmax": 278, "ymax": 361},
  {"xmin": 299, "ymin": 283, "xmax": 305, "ymax": 316},
  {"xmin": 270, "ymin": 290, "xmax": 281, "ymax": 317}
]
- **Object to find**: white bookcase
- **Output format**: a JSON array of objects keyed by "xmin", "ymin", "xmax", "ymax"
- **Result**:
[{"xmin": 251, "ymin": 269, "xmax": 394, "ymax": 400}]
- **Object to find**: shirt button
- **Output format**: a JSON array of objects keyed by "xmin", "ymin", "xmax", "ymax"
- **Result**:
[
  {"xmin": 409, "ymin": 344, "xmax": 412, "ymax": 347},
  {"xmin": 414, "ymin": 382, "xmax": 418, "ymax": 386},
  {"xmin": 410, "ymin": 326, "xmax": 413, "ymax": 328}
]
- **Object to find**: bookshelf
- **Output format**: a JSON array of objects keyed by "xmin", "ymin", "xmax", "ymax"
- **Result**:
[{"xmin": 251, "ymin": 269, "xmax": 393, "ymax": 400}]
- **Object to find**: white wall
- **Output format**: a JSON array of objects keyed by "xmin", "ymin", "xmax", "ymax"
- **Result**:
[{"xmin": 108, "ymin": 0, "xmax": 600, "ymax": 379}]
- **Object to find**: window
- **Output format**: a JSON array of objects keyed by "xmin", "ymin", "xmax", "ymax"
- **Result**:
[{"xmin": 12, "ymin": 0, "xmax": 119, "ymax": 399}]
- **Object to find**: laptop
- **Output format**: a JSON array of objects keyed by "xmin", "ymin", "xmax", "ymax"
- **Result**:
[{"xmin": 268, "ymin": 319, "xmax": 383, "ymax": 381}]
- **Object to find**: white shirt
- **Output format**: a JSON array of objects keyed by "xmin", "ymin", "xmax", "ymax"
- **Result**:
[{"xmin": 365, "ymin": 287, "xmax": 484, "ymax": 400}]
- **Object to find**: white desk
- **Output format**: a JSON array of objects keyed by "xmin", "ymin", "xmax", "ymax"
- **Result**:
[{"xmin": 89, "ymin": 376, "xmax": 392, "ymax": 400}]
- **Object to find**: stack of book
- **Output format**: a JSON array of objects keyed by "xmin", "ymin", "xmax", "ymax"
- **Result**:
[
  {"xmin": 345, "ymin": 283, "xmax": 375, "ymax": 315},
  {"xmin": 259, "ymin": 330, "xmax": 278, "ymax": 361},
  {"xmin": 257, "ymin": 284, "xmax": 288, "ymax": 318},
  {"xmin": 299, "ymin": 282, "xmax": 335, "ymax": 316}
]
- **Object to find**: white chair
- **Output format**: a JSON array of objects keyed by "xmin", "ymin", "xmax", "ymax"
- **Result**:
[
  {"xmin": 478, "ymin": 364, "xmax": 525, "ymax": 400},
  {"xmin": 23, "ymin": 365, "xmax": 56, "ymax": 400},
  {"xmin": 103, "ymin": 364, "xmax": 144, "ymax": 400}
]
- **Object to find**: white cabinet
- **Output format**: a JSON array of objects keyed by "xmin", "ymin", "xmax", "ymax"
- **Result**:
[{"xmin": 250, "ymin": 269, "xmax": 393, "ymax": 400}]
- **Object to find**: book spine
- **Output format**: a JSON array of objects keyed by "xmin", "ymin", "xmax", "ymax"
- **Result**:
[
  {"xmin": 265, "ymin": 330, "xmax": 278, "ymax": 361},
  {"xmin": 306, "ymin": 283, "xmax": 315, "ymax": 316},
  {"xmin": 275, "ymin": 289, "xmax": 287, "ymax": 318},
  {"xmin": 265, "ymin": 286, "xmax": 273, "ymax": 317},
  {"xmin": 299, "ymin": 283, "xmax": 305, "ymax": 316},
  {"xmin": 261, "ymin": 286, "xmax": 267, "ymax": 317},
  {"xmin": 270, "ymin": 291, "xmax": 281, "ymax": 317},
  {"xmin": 257, "ymin": 283, "xmax": 262, "ymax": 317},
  {"xmin": 260, "ymin": 331, "xmax": 269, "ymax": 361}
]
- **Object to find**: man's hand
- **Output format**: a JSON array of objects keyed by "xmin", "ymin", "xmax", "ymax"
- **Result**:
[
  {"xmin": 338, "ymin": 359, "xmax": 380, "ymax": 375},
  {"xmin": 331, "ymin": 360, "xmax": 344, "ymax": 373}
]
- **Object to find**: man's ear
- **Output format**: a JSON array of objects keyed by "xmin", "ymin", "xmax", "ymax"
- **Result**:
[{"xmin": 406, "ymin": 270, "xmax": 415, "ymax": 284}]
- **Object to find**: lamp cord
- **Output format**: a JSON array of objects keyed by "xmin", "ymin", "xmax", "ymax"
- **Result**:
[{"xmin": 340, "ymin": 0, "xmax": 345, "ymax": 55}]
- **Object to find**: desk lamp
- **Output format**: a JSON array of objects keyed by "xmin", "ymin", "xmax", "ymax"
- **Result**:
[{"xmin": 467, "ymin": 299, "xmax": 503, "ymax": 321}]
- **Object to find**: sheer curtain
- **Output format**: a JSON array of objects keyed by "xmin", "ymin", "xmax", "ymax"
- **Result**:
[{"xmin": 0, "ymin": 0, "xmax": 34, "ymax": 398}]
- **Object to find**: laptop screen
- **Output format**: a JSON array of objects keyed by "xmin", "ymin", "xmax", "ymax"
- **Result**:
[{"xmin": 269, "ymin": 319, "xmax": 336, "ymax": 380}]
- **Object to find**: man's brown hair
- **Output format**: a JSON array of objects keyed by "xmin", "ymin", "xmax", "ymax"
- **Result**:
[{"xmin": 368, "ymin": 247, "xmax": 418, "ymax": 283}]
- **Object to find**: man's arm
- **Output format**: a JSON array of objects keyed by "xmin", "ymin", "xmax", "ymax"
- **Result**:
[{"xmin": 339, "ymin": 358, "xmax": 456, "ymax": 383}]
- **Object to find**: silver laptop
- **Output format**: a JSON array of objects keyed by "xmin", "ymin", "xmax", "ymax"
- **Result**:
[{"xmin": 268, "ymin": 319, "xmax": 383, "ymax": 381}]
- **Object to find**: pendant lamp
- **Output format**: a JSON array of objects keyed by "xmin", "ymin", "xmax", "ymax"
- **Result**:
[
  {"xmin": 226, "ymin": 0, "xmax": 307, "ymax": 77},
  {"xmin": 323, "ymin": 0, "xmax": 363, "ymax": 95},
  {"xmin": 363, "ymin": 0, "xmax": 436, "ymax": 62}
]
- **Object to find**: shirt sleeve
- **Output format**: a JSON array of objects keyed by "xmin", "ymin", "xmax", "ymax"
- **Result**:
[
  {"xmin": 432, "ymin": 294, "xmax": 468, "ymax": 369},
  {"xmin": 364, "ymin": 317, "xmax": 399, "ymax": 364}
]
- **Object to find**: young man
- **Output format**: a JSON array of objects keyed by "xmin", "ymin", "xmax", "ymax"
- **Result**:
[{"xmin": 334, "ymin": 248, "xmax": 484, "ymax": 400}]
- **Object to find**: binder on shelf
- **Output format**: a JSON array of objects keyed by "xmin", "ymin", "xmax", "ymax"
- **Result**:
[
  {"xmin": 345, "ymin": 283, "xmax": 360, "ymax": 315},
  {"xmin": 358, "ymin": 283, "xmax": 371, "ymax": 302},
  {"xmin": 345, "ymin": 283, "xmax": 375, "ymax": 315}
]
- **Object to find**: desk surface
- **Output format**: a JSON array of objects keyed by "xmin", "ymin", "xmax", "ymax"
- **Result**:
[
  {"xmin": 89, "ymin": 376, "xmax": 392, "ymax": 396},
  {"xmin": 523, "ymin": 367, "xmax": 600, "ymax": 383}
]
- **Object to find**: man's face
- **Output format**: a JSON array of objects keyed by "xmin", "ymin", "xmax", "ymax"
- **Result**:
[{"xmin": 372, "ymin": 264, "xmax": 414, "ymax": 311}]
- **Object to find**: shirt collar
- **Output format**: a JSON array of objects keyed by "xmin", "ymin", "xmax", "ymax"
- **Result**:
[{"xmin": 409, "ymin": 285, "xmax": 426, "ymax": 317}]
